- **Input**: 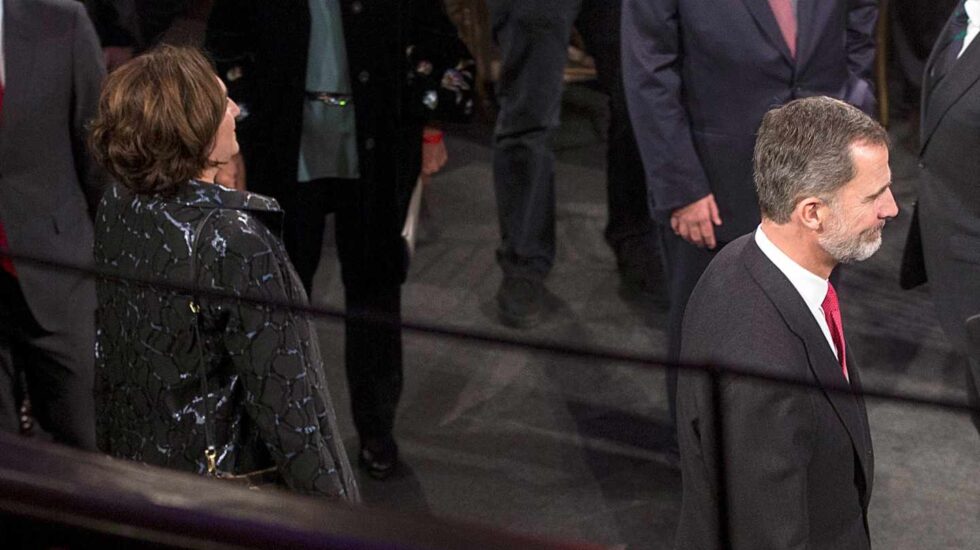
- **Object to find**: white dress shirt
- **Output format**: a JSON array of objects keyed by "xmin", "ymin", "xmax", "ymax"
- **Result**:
[
  {"xmin": 960, "ymin": 0, "xmax": 980, "ymax": 58},
  {"xmin": 754, "ymin": 227, "xmax": 846, "ymax": 379}
]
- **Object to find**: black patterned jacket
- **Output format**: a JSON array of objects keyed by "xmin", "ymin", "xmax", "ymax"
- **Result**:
[{"xmin": 94, "ymin": 180, "xmax": 358, "ymax": 501}]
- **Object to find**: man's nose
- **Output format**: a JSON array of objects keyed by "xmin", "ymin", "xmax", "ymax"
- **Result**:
[{"xmin": 880, "ymin": 188, "xmax": 899, "ymax": 219}]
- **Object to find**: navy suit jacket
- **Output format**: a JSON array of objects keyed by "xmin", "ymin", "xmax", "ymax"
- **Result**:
[{"xmin": 622, "ymin": 0, "xmax": 877, "ymax": 241}]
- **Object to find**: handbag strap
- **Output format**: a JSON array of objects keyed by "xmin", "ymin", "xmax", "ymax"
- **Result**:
[{"xmin": 186, "ymin": 208, "xmax": 220, "ymax": 476}]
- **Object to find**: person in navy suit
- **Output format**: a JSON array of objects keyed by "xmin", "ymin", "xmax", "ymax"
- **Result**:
[{"xmin": 622, "ymin": 0, "xmax": 878, "ymax": 443}]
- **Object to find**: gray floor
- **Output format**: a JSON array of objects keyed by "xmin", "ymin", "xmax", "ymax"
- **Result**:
[{"xmin": 310, "ymin": 87, "xmax": 980, "ymax": 549}]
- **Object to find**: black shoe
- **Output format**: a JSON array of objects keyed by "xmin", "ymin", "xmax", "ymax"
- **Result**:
[
  {"xmin": 359, "ymin": 436, "xmax": 399, "ymax": 480},
  {"xmin": 496, "ymin": 276, "xmax": 545, "ymax": 329}
]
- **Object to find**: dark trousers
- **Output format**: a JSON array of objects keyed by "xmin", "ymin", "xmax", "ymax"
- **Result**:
[
  {"xmin": 489, "ymin": 0, "xmax": 656, "ymax": 280},
  {"xmin": 968, "ymin": 358, "xmax": 980, "ymax": 433},
  {"xmin": 662, "ymin": 230, "xmax": 720, "ymax": 429},
  {"xmin": 281, "ymin": 179, "xmax": 403, "ymax": 441},
  {"xmin": 0, "ymin": 272, "xmax": 96, "ymax": 450}
]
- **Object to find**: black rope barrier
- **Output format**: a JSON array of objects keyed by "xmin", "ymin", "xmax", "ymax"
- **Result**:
[{"xmin": 2, "ymin": 249, "xmax": 977, "ymax": 416}]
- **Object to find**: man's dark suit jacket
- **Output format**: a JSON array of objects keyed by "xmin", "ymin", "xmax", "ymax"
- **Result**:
[
  {"xmin": 0, "ymin": 0, "xmax": 105, "ymax": 332},
  {"xmin": 622, "ymin": 0, "xmax": 877, "ymax": 240},
  {"xmin": 904, "ymin": 3, "xmax": 980, "ymax": 358},
  {"xmin": 676, "ymin": 234, "xmax": 874, "ymax": 550}
]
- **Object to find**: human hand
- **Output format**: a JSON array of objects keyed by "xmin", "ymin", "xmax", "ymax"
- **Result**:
[
  {"xmin": 103, "ymin": 47, "xmax": 135, "ymax": 72},
  {"xmin": 670, "ymin": 194, "xmax": 723, "ymax": 249},
  {"xmin": 216, "ymin": 153, "xmax": 247, "ymax": 191},
  {"xmin": 421, "ymin": 127, "xmax": 447, "ymax": 177}
]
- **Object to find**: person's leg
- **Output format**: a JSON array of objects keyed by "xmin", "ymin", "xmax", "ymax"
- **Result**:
[
  {"xmin": 967, "ymin": 358, "xmax": 980, "ymax": 434},
  {"xmin": 489, "ymin": 0, "xmax": 581, "ymax": 326},
  {"xmin": 22, "ymin": 316, "xmax": 97, "ymax": 450},
  {"xmin": 661, "ymin": 230, "xmax": 719, "ymax": 448},
  {"xmin": 281, "ymin": 181, "xmax": 332, "ymax": 295},
  {"xmin": 576, "ymin": 0, "xmax": 664, "ymax": 299},
  {"xmin": 0, "ymin": 335, "xmax": 18, "ymax": 436},
  {"xmin": 332, "ymin": 180, "xmax": 404, "ymax": 478},
  {"xmin": 1, "ymin": 271, "xmax": 94, "ymax": 447}
]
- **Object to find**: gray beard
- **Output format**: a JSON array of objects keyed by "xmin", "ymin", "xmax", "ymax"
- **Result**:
[{"xmin": 818, "ymin": 217, "xmax": 883, "ymax": 264}]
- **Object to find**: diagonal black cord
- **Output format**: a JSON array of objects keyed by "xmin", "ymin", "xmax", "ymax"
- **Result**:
[{"xmin": 2, "ymin": 249, "xmax": 978, "ymax": 416}]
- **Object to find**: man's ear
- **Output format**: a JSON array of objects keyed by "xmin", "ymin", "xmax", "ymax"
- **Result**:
[{"xmin": 795, "ymin": 196, "xmax": 827, "ymax": 231}]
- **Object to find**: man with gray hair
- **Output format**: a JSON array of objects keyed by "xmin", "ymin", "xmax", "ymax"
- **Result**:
[{"xmin": 674, "ymin": 97, "xmax": 896, "ymax": 549}]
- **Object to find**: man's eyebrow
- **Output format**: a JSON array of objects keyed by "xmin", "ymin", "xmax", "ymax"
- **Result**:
[{"xmin": 867, "ymin": 182, "xmax": 892, "ymax": 199}]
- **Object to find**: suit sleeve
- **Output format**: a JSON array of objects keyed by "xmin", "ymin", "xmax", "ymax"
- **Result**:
[
  {"xmin": 837, "ymin": 0, "xmax": 878, "ymax": 115},
  {"xmin": 621, "ymin": 0, "xmax": 712, "ymax": 223},
  {"xmin": 408, "ymin": 0, "xmax": 476, "ymax": 124},
  {"xmin": 846, "ymin": 0, "xmax": 878, "ymax": 80},
  {"xmin": 205, "ymin": 0, "xmax": 259, "ymax": 117},
  {"xmin": 210, "ymin": 222, "xmax": 353, "ymax": 499},
  {"xmin": 82, "ymin": 0, "xmax": 137, "ymax": 47},
  {"xmin": 71, "ymin": 2, "xmax": 110, "ymax": 215}
]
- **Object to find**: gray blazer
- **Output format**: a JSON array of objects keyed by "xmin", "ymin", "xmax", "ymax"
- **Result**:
[
  {"xmin": 676, "ymin": 235, "xmax": 874, "ymax": 550},
  {"xmin": 0, "ymin": 0, "xmax": 106, "ymax": 331}
]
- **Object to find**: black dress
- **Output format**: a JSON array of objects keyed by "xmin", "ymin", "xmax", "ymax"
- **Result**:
[{"xmin": 94, "ymin": 180, "xmax": 358, "ymax": 500}]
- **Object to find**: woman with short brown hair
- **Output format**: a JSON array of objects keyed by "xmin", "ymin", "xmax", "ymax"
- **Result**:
[{"xmin": 90, "ymin": 46, "xmax": 358, "ymax": 500}]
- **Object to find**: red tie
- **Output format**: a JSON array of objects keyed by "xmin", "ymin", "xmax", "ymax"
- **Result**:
[
  {"xmin": 822, "ymin": 283, "xmax": 847, "ymax": 379},
  {"xmin": 0, "ymin": 80, "xmax": 14, "ymax": 277},
  {"xmin": 768, "ymin": 0, "xmax": 798, "ymax": 58}
]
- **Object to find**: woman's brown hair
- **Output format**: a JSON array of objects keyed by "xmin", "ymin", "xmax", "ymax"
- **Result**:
[{"xmin": 89, "ymin": 45, "xmax": 226, "ymax": 195}]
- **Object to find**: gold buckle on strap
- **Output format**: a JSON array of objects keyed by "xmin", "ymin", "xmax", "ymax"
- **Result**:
[{"xmin": 205, "ymin": 447, "xmax": 218, "ymax": 476}]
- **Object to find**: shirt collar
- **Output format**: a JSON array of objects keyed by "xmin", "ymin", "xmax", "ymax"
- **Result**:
[
  {"xmin": 968, "ymin": 0, "xmax": 980, "ymax": 20},
  {"xmin": 754, "ymin": 225, "xmax": 829, "ymax": 312}
]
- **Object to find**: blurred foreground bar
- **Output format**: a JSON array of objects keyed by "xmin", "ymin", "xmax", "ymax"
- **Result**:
[{"xmin": 0, "ymin": 432, "xmax": 604, "ymax": 549}]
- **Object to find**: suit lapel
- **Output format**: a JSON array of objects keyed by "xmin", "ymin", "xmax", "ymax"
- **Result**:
[
  {"xmin": 742, "ymin": 0, "xmax": 795, "ymax": 64},
  {"xmin": 0, "ymin": 0, "xmax": 39, "ymax": 151},
  {"xmin": 921, "ymin": 6, "xmax": 980, "ymax": 154},
  {"xmin": 921, "ymin": 8, "xmax": 957, "ymax": 123},
  {"xmin": 741, "ymin": 239, "xmax": 873, "ymax": 497}
]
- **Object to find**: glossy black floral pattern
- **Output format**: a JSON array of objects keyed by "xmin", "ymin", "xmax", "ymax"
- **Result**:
[{"xmin": 94, "ymin": 180, "xmax": 358, "ymax": 500}]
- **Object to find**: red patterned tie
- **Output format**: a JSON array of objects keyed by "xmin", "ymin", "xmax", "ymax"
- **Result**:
[
  {"xmin": 768, "ymin": 0, "xmax": 798, "ymax": 58},
  {"xmin": 822, "ymin": 283, "xmax": 848, "ymax": 379},
  {"xmin": 0, "ymin": 80, "xmax": 14, "ymax": 277}
]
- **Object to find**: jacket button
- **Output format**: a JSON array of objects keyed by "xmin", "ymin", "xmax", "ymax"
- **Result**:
[
  {"xmin": 358, "ymin": 70, "xmax": 370, "ymax": 84},
  {"xmin": 364, "ymin": 138, "xmax": 375, "ymax": 150},
  {"xmin": 918, "ymin": 162, "xmax": 925, "ymax": 169},
  {"xmin": 351, "ymin": 1, "xmax": 363, "ymax": 14}
]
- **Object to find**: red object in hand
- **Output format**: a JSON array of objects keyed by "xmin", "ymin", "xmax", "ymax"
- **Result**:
[{"xmin": 422, "ymin": 130, "xmax": 444, "ymax": 144}]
